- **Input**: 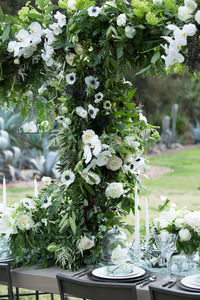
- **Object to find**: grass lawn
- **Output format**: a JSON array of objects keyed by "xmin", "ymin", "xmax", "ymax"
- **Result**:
[{"xmin": 0, "ymin": 146, "xmax": 200, "ymax": 298}]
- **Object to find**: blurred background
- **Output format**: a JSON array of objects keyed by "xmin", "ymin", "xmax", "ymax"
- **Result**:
[{"xmin": 0, "ymin": 0, "xmax": 200, "ymax": 231}]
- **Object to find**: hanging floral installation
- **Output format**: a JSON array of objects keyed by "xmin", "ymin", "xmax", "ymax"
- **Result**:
[{"xmin": 0, "ymin": 0, "xmax": 199, "ymax": 270}]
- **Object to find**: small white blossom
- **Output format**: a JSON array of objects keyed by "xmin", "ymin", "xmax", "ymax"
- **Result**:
[
  {"xmin": 88, "ymin": 104, "xmax": 99, "ymax": 119},
  {"xmin": 82, "ymin": 130, "xmax": 96, "ymax": 144},
  {"xmin": 49, "ymin": 23, "xmax": 62, "ymax": 35},
  {"xmin": 66, "ymin": 52, "xmax": 76, "ymax": 66},
  {"xmin": 29, "ymin": 22, "xmax": 43, "ymax": 44},
  {"xmin": 195, "ymin": 10, "xmax": 200, "ymax": 24},
  {"xmin": 117, "ymin": 13, "xmax": 127, "ymax": 27},
  {"xmin": 105, "ymin": 182, "xmax": 124, "ymax": 199},
  {"xmin": 184, "ymin": 0, "xmax": 197, "ymax": 12},
  {"xmin": 85, "ymin": 76, "xmax": 100, "ymax": 89},
  {"xmin": 66, "ymin": 72, "xmax": 76, "ymax": 85},
  {"xmin": 85, "ymin": 171, "xmax": 101, "ymax": 185},
  {"xmin": 63, "ymin": 117, "xmax": 72, "ymax": 129},
  {"xmin": 76, "ymin": 106, "xmax": 88, "ymax": 118},
  {"xmin": 16, "ymin": 29, "xmax": 31, "ymax": 47},
  {"xmin": 67, "ymin": 0, "xmax": 77, "ymax": 10},
  {"xmin": 61, "ymin": 170, "xmax": 75, "ymax": 187},
  {"xmin": 22, "ymin": 121, "xmax": 37, "ymax": 133},
  {"xmin": 94, "ymin": 92, "xmax": 104, "ymax": 103},
  {"xmin": 78, "ymin": 236, "xmax": 95, "ymax": 251},
  {"xmin": 139, "ymin": 113, "xmax": 147, "ymax": 124},
  {"xmin": 88, "ymin": 6, "xmax": 101, "ymax": 17},
  {"xmin": 125, "ymin": 26, "xmax": 136, "ymax": 38},
  {"xmin": 21, "ymin": 198, "xmax": 35, "ymax": 210},
  {"xmin": 54, "ymin": 11, "xmax": 66, "ymax": 27},
  {"xmin": 74, "ymin": 43, "xmax": 84, "ymax": 54},
  {"xmin": 178, "ymin": 6, "xmax": 192, "ymax": 21},
  {"xmin": 124, "ymin": 136, "xmax": 140, "ymax": 149}
]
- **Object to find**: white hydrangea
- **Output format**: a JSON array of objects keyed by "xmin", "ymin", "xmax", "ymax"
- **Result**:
[{"xmin": 117, "ymin": 13, "xmax": 127, "ymax": 27}]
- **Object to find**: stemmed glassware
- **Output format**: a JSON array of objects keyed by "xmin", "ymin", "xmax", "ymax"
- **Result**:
[{"xmin": 155, "ymin": 231, "xmax": 177, "ymax": 277}]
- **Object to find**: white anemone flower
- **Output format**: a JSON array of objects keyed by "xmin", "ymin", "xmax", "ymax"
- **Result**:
[
  {"xmin": 16, "ymin": 29, "xmax": 31, "ymax": 47},
  {"xmin": 105, "ymin": 182, "xmax": 124, "ymax": 199},
  {"xmin": 66, "ymin": 53, "xmax": 76, "ymax": 66},
  {"xmin": 178, "ymin": 6, "xmax": 192, "ymax": 21},
  {"xmin": 17, "ymin": 214, "xmax": 34, "ymax": 230},
  {"xmin": 22, "ymin": 121, "xmax": 37, "ymax": 133},
  {"xmin": 103, "ymin": 101, "xmax": 111, "ymax": 110},
  {"xmin": 94, "ymin": 92, "xmax": 104, "ymax": 103},
  {"xmin": 76, "ymin": 106, "xmax": 88, "ymax": 118},
  {"xmin": 85, "ymin": 76, "xmax": 100, "ymax": 89},
  {"xmin": 21, "ymin": 198, "xmax": 35, "ymax": 210},
  {"xmin": 66, "ymin": 72, "xmax": 76, "ymax": 85},
  {"xmin": 49, "ymin": 23, "xmax": 62, "ymax": 35},
  {"xmin": 54, "ymin": 11, "xmax": 66, "ymax": 27},
  {"xmin": 117, "ymin": 13, "xmax": 127, "ymax": 27},
  {"xmin": 195, "ymin": 10, "xmax": 200, "ymax": 24},
  {"xmin": 184, "ymin": 0, "xmax": 197, "ymax": 12},
  {"xmin": 82, "ymin": 130, "xmax": 96, "ymax": 144},
  {"xmin": 41, "ymin": 196, "xmax": 53, "ymax": 209},
  {"xmin": 88, "ymin": 104, "xmax": 99, "ymax": 119},
  {"xmin": 61, "ymin": 170, "xmax": 75, "ymax": 187},
  {"xmin": 96, "ymin": 151, "xmax": 112, "ymax": 166},
  {"xmin": 125, "ymin": 26, "xmax": 136, "ymax": 38},
  {"xmin": 88, "ymin": 6, "xmax": 101, "ymax": 17}
]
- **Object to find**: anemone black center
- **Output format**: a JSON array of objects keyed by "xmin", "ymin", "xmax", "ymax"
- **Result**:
[{"xmin": 65, "ymin": 175, "xmax": 70, "ymax": 180}]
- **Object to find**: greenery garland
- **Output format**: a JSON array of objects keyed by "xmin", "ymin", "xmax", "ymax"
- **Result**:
[{"xmin": 0, "ymin": 0, "xmax": 199, "ymax": 270}]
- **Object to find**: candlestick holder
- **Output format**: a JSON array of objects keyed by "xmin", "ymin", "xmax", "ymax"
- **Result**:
[{"xmin": 128, "ymin": 242, "xmax": 142, "ymax": 266}]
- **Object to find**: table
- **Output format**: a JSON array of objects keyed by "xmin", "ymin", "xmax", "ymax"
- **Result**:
[{"xmin": 11, "ymin": 265, "xmax": 181, "ymax": 300}]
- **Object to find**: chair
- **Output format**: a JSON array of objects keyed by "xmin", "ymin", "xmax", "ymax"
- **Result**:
[
  {"xmin": 0, "ymin": 263, "xmax": 54, "ymax": 300},
  {"xmin": 57, "ymin": 274, "xmax": 137, "ymax": 300},
  {"xmin": 149, "ymin": 285, "xmax": 200, "ymax": 300}
]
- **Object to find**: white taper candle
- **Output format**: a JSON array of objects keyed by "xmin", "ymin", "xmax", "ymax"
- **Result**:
[
  {"xmin": 145, "ymin": 196, "xmax": 150, "ymax": 245},
  {"xmin": 34, "ymin": 177, "xmax": 38, "ymax": 197},
  {"xmin": 3, "ymin": 176, "xmax": 7, "ymax": 211},
  {"xmin": 134, "ymin": 182, "xmax": 140, "ymax": 249}
]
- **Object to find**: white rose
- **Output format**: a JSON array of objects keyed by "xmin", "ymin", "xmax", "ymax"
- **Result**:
[
  {"xmin": 111, "ymin": 245, "xmax": 129, "ymax": 265},
  {"xmin": 125, "ymin": 26, "xmax": 136, "ymax": 39},
  {"xmin": 179, "ymin": 228, "xmax": 191, "ymax": 241},
  {"xmin": 195, "ymin": 10, "xmax": 200, "ymax": 24},
  {"xmin": 105, "ymin": 182, "xmax": 124, "ymax": 199},
  {"xmin": 17, "ymin": 215, "xmax": 34, "ymax": 231},
  {"xmin": 178, "ymin": 6, "xmax": 192, "ymax": 22},
  {"xmin": 117, "ymin": 13, "xmax": 127, "ymax": 27},
  {"xmin": 184, "ymin": 211, "xmax": 200, "ymax": 229},
  {"xmin": 82, "ymin": 129, "xmax": 96, "ymax": 144},
  {"xmin": 78, "ymin": 236, "xmax": 95, "ymax": 251}
]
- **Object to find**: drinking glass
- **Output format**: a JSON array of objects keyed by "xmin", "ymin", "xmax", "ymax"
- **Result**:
[{"xmin": 155, "ymin": 231, "xmax": 177, "ymax": 277}]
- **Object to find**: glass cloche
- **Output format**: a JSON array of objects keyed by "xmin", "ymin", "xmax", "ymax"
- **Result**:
[
  {"xmin": 101, "ymin": 226, "xmax": 129, "ymax": 265},
  {"xmin": 0, "ymin": 235, "xmax": 12, "ymax": 261}
]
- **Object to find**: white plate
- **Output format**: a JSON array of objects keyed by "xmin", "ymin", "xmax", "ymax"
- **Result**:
[
  {"xmin": 181, "ymin": 275, "xmax": 200, "ymax": 290},
  {"xmin": 92, "ymin": 266, "xmax": 145, "ymax": 279}
]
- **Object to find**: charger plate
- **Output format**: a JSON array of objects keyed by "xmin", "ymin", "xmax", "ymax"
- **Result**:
[{"xmin": 177, "ymin": 278, "xmax": 200, "ymax": 293}]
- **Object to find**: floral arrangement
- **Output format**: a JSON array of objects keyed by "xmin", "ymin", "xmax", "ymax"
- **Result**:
[
  {"xmin": 0, "ymin": 0, "xmax": 199, "ymax": 270},
  {"xmin": 152, "ymin": 199, "xmax": 200, "ymax": 255}
]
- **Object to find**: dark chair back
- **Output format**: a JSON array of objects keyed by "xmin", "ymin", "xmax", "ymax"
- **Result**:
[
  {"xmin": 0, "ymin": 263, "xmax": 14, "ymax": 300},
  {"xmin": 149, "ymin": 285, "xmax": 200, "ymax": 300},
  {"xmin": 57, "ymin": 274, "xmax": 137, "ymax": 300}
]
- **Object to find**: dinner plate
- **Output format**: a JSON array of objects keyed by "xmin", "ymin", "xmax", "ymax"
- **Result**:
[
  {"xmin": 88, "ymin": 270, "xmax": 150, "ymax": 283},
  {"xmin": 177, "ymin": 280, "xmax": 200, "ymax": 293},
  {"xmin": 0, "ymin": 257, "xmax": 13, "ymax": 263},
  {"xmin": 92, "ymin": 266, "xmax": 145, "ymax": 280},
  {"xmin": 181, "ymin": 275, "xmax": 200, "ymax": 290}
]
